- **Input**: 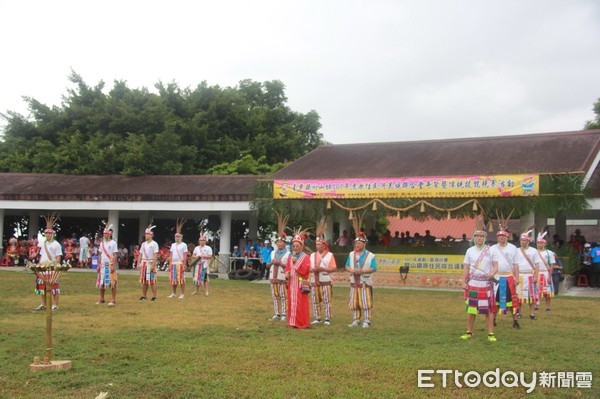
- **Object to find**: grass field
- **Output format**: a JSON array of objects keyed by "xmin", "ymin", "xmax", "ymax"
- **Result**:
[{"xmin": 0, "ymin": 269, "xmax": 598, "ymax": 399}]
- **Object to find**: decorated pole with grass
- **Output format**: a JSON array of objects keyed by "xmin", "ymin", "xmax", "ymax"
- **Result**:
[{"xmin": 28, "ymin": 260, "xmax": 72, "ymax": 371}]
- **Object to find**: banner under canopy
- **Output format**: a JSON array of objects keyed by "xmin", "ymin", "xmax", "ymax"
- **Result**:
[{"xmin": 273, "ymin": 175, "xmax": 539, "ymax": 199}]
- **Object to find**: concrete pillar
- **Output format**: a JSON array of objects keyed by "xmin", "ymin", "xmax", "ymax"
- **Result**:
[
  {"xmin": 554, "ymin": 211, "xmax": 567, "ymax": 243},
  {"xmin": 339, "ymin": 218, "xmax": 350, "ymax": 238},
  {"xmin": 218, "ymin": 211, "xmax": 232, "ymax": 273},
  {"xmin": 249, "ymin": 212, "xmax": 258, "ymax": 241},
  {"xmin": 28, "ymin": 211, "xmax": 40, "ymax": 239},
  {"xmin": 108, "ymin": 210, "xmax": 120, "ymax": 242},
  {"xmin": 520, "ymin": 211, "xmax": 535, "ymax": 239},
  {"xmin": 325, "ymin": 214, "xmax": 334, "ymax": 245},
  {"xmin": 138, "ymin": 212, "xmax": 150, "ymax": 242},
  {"xmin": 0, "ymin": 209, "xmax": 4, "ymax": 252}
]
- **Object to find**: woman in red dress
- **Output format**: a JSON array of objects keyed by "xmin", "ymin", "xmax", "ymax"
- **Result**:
[{"xmin": 285, "ymin": 232, "xmax": 311, "ymax": 328}]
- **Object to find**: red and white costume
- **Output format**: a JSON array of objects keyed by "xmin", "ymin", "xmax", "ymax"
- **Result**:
[
  {"xmin": 309, "ymin": 249, "xmax": 336, "ymax": 322},
  {"xmin": 139, "ymin": 240, "xmax": 159, "ymax": 284},
  {"xmin": 285, "ymin": 247, "xmax": 310, "ymax": 328},
  {"xmin": 192, "ymin": 244, "xmax": 212, "ymax": 285},
  {"xmin": 169, "ymin": 241, "xmax": 188, "ymax": 286},
  {"xmin": 97, "ymin": 238, "xmax": 118, "ymax": 289},
  {"xmin": 270, "ymin": 247, "xmax": 290, "ymax": 318},
  {"xmin": 515, "ymin": 246, "xmax": 540, "ymax": 304}
]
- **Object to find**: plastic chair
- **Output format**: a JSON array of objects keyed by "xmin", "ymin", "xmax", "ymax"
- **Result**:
[{"xmin": 577, "ymin": 274, "xmax": 589, "ymax": 287}]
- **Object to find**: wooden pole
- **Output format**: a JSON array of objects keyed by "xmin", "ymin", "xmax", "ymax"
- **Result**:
[{"xmin": 44, "ymin": 288, "xmax": 53, "ymax": 363}]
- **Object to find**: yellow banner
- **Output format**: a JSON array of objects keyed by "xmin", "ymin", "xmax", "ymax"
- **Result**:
[
  {"xmin": 376, "ymin": 254, "xmax": 464, "ymax": 274},
  {"xmin": 273, "ymin": 175, "xmax": 539, "ymax": 199}
]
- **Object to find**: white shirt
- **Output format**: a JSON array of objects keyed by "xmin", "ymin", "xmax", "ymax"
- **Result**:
[
  {"xmin": 193, "ymin": 245, "xmax": 213, "ymax": 268},
  {"xmin": 515, "ymin": 246, "xmax": 540, "ymax": 274},
  {"xmin": 99, "ymin": 239, "xmax": 118, "ymax": 263},
  {"xmin": 463, "ymin": 245, "xmax": 495, "ymax": 278},
  {"xmin": 170, "ymin": 242, "xmax": 188, "ymax": 262},
  {"xmin": 79, "ymin": 236, "xmax": 90, "ymax": 248},
  {"xmin": 38, "ymin": 240, "xmax": 63, "ymax": 262},
  {"xmin": 491, "ymin": 242, "xmax": 518, "ymax": 274},
  {"xmin": 140, "ymin": 240, "xmax": 159, "ymax": 260}
]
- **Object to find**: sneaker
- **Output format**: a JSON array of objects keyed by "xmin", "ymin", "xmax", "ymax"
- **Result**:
[
  {"xmin": 52, "ymin": 305, "xmax": 58, "ymax": 312},
  {"xmin": 151, "ymin": 297, "xmax": 158, "ymax": 302},
  {"xmin": 517, "ymin": 313, "xmax": 522, "ymax": 319},
  {"xmin": 487, "ymin": 333, "xmax": 497, "ymax": 342},
  {"xmin": 205, "ymin": 292, "xmax": 209, "ymax": 297},
  {"xmin": 139, "ymin": 296, "xmax": 147, "ymax": 301},
  {"xmin": 192, "ymin": 291, "xmax": 198, "ymax": 296},
  {"xmin": 95, "ymin": 300, "xmax": 105, "ymax": 305},
  {"xmin": 35, "ymin": 304, "xmax": 46, "ymax": 311},
  {"xmin": 311, "ymin": 319, "xmax": 322, "ymax": 324},
  {"xmin": 167, "ymin": 293, "xmax": 176, "ymax": 298},
  {"xmin": 546, "ymin": 308, "xmax": 551, "ymax": 312},
  {"xmin": 513, "ymin": 321, "xmax": 521, "ymax": 329},
  {"xmin": 108, "ymin": 301, "xmax": 115, "ymax": 307},
  {"xmin": 270, "ymin": 315, "xmax": 281, "ymax": 321},
  {"xmin": 324, "ymin": 320, "xmax": 331, "ymax": 326},
  {"xmin": 460, "ymin": 331, "xmax": 473, "ymax": 340},
  {"xmin": 281, "ymin": 315, "xmax": 287, "ymax": 321},
  {"xmin": 529, "ymin": 315, "xmax": 536, "ymax": 320},
  {"xmin": 348, "ymin": 320, "xmax": 361, "ymax": 328},
  {"xmin": 178, "ymin": 294, "xmax": 185, "ymax": 299},
  {"xmin": 361, "ymin": 322, "xmax": 370, "ymax": 328}
]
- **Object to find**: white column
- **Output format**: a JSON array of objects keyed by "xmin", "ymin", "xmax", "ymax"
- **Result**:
[
  {"xmin": 218, "ymin": 211, "xmax": 232, "ymax": 273},
  {"xmin": 138, "ymin": 212, "xmax": 150, "ymax": 242},
  {"xmin": 28, "ymin": 211, "xmax": 40, "ymax": 239},
  {"xmin": 339, "ymin": 218, "xmax": 350, "ymax": 238},
  {"xmin": 249, "ymin": 212, "xmax": 258, "ymax": 241},
  {"xmin": 325, "ymin": 214, "xmax": 334, "ymax": 245},
  {"xmin": 520, "ymin": 211, "xmax": 535, "ymax": 238},
  {"xmin": 0, "ymin": 209, "xmax": 4, "ymax": 253},
  {"xmin": 108, "ymin": 210, "xmax": 120, "ymax": 242}
]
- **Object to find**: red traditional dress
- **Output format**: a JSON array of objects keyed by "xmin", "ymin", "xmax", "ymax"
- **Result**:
[{"xmin": 285, "ymin": 251, "xmax": 311, "ymax": 328}]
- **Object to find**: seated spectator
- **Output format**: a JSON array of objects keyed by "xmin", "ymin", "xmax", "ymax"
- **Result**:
[
  {"xmin": 367, "ymin": 229, "xmax": 379, "ymax": 246},
  {"xmin": 423, "ymin": 230, "xmax": 436, "ymax": 246}
]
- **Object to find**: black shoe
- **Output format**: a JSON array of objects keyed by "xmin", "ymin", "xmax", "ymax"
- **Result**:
[
  {"xmin": 513, "ymin": 321, "xmax": 520, "ymax": 329},
  {"xmin": 139, "ymin": 296, "xmax": 147, "ymax": 301},
  {"xmin": 151, "ymin": 297, "xmax": 158, "ymax": 301},
  {"xmin": 529, "ymin": 315, "xmax": 535, "ymax": 320}
]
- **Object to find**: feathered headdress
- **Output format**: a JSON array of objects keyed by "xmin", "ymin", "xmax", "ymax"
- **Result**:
[
  {"xmin": 291, "ymin": 226, "xmax": 310, "ymax": 246},
  {"xmin": 175, "ymin": 218, "xmax": 186, "ymax": 237},
  {"xmin": 274, "ymin": 210, "xmax": 289, "ymax": 242},
  {"xmin": 495, "ymin": 209, "xmax": 514, "ymax": 237},
  {"xmin": 145, "ymin": 224, "xmax": 156, "ymax": 235},
  {"xmin": 315, "ymin": 216, "xmax": 328, "ymax": 249},
  {"xmin": 103, "ymin": 223, "xmax": 113, "ymax": 234},
  {"xmin": 43, "ymin": 213, "xmax": 60, "ymax": 234},
  {"xmin": 198, "ymin": 229, "xmax": 208, "ymax": 241},
  {"xmin": 536, "ymin": 230, "xmax": 548, "ymax": 243},
  {"xmin": 351, "ymin": 210, "xmax": 367, "ymax": 243},
  {"xmin": 520, "ymin": 228, "xmax": 533, "ymax": 241},
  {"xmin": 472, "ymin": 213, "xmax": 487, "ymax": 238}
]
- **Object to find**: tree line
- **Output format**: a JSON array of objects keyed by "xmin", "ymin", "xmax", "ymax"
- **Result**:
[{"xmin": 0, "ymin": 71, "xmax": 324, "ymax": 175}]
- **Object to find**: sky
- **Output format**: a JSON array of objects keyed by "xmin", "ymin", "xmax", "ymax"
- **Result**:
[{"xmin": 1, "ymin": 0, "xmax": 599, "ymax": 144}]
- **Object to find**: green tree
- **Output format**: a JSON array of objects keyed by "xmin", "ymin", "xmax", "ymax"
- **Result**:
[
  {"xmin": 585, "ymin": 98, "xmax": 600, "ymax": 129},
  {"xmin": 0, "ymin": 71, "xmax": 324, "ymax": 175}
]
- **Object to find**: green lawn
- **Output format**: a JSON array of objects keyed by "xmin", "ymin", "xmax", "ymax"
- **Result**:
[{"xmin": 0, "ymin": 270, "xmax": 598, "ymax": 399}]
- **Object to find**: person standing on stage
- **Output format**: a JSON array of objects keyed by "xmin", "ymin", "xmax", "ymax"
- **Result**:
[
  {"xmin": 138, "ymin": 225, "xmax": 159, "ymax": 301},
  {"xmin": 96, "ymin": 225, "xmax": 118, "ymax": 306}
]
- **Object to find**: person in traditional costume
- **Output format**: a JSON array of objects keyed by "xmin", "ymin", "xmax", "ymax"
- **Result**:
[
  {"xmin": 268, "ymin": 211, "xmax": 290, "ymax": 321},
  {"xmin": 191, "ymin": 232, "xmax": 212, "ymax": 296},
  {"xmin": 79, "ymin": 233, "xmax": 90, "ymax": 268},
  {"xmin": 460, "ymin": 217, "xmax": 498, "ymax": 341},
  {"xmin": 34, "ymin": 214, "xmax": 63, "ymax": 312},
  {"xmin": 284, "ymin": 228, "xmax": 311, "ymax": 328},
  {"xmin": 167, "ymin": 219, "xmax": 188, "ymax": 299},
  {"xmin": 514, "ymin": 229, "xmax": 541, "ymax": 320},
  {"xmin": 345, "ymin": 211, "xmax": 378, "ymax": 328},
  {"xmin": 310, "ymin": 216, "xmax": 337, "ymax": 326},
  {"xmin": 28, "ymin": 237, "xmax": 39, "ymax": 263},
  {"xmin": 96, "ymin": 224, "xmax": 119, "ymax": 306},
  {"xmin": 491, "ymin": 212, "xmax": 521, "ymax": 329},
  {"xmin": 535, "ymin": 231, "xmax": 556, "ymax": 312},
  {"xmin": 138, "ymin": 224, "xmax": 159, "ymax": 301},
  {"xmin": 7, "ymin": 236, "xmax": 18, "ymax": 265}
]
